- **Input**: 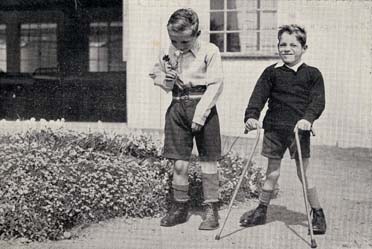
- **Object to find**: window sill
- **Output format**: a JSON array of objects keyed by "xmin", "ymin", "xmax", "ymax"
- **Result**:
[{"xmin": 221, "ymin": 53, "xmax": 280, "ymax": 60}]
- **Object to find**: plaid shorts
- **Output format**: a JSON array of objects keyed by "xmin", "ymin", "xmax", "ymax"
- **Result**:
[
  {"xmin": 163, "ymin": 98, "xmax": 221, "ymax": 161},
  {"xmin": 261, "ymin": 129, "xmax": 311, "ymax": 159}
]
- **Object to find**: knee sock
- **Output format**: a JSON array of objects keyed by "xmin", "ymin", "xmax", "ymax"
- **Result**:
[
  {"xmin": 202, "ymin": 173, "xmax": 219, "ymax": 203},
  {"xmin": 307, "ymin": 187, "xmax": 321, "ymax": 209},
  {"xmin": 173, "ymin": 184, "xmax": 190, "ymax": 202},
  {"xmin": 259, "ymin": 189, "xmax": 273, "ymax": 206}
]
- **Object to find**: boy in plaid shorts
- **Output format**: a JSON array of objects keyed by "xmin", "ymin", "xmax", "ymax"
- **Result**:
[
  {"xmin": 241, "ymin": 24, "xmax": 327, "ymax": 234},
  {"xmin": 149, "ymin": 8, "xmax": 223, "ymax": 230}
]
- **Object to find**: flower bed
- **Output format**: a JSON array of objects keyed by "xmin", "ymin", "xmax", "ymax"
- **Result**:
[{"xmin": 0, "ymin": 123, "xmax": 263, "ymax": 241}]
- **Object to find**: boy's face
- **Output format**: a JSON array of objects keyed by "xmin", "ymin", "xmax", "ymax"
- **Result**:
[
  {"xmin": 167, "ymin": 27, "xmax": 198, "ymax": 53},
  {"xmin": 278, "ymin": 32, "xmax": 307, "ymax": 67}
]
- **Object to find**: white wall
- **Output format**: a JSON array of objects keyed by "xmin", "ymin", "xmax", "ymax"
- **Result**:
[{"xmin": 125, "ymin": 0, "xmax": 372, "ymax": 148}]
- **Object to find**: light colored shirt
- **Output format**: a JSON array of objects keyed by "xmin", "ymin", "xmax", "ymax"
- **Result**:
[
  {"xmin": 149, "ymin": 39, "xmax": 224, "ymax": 125},
  {"xmin": 275, "ymin": 60, "xmax": 304, "ymax": 72}
]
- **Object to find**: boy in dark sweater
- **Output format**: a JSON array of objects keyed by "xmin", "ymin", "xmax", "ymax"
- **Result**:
[{"xmin": 241, "ymin": 24, "xmax": 326, "ymax": 234}]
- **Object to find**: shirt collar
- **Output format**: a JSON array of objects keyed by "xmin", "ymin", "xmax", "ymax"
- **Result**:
[
  {"xmin": 275, "ymin": 60, "xmax": 304, "ymax": 72},
  {"xmin": 169, "ymin": 39, "xmax": 201, "ymax": 57},
  {"xmin": 189, "ymin": 39, "xmax": 201, "ymax": 57}
]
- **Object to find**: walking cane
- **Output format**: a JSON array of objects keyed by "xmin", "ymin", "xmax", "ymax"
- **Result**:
[
  {"xmin": 294, "ymin": 128, "xmax": 317, "ymax": 248},
  {"xmin": 215, "ymin": 127, "xmax": 261, "ymax": 240}
]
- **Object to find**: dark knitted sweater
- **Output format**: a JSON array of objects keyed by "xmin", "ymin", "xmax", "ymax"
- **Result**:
[{"xmin": 244, "ymin": 63, "xmax": 325, "ymax": 130}]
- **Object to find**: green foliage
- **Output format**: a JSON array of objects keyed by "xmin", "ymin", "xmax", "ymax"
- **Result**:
[{"xmin": 0, "ymin": 128, "xmax": 263, "ymax": 241}]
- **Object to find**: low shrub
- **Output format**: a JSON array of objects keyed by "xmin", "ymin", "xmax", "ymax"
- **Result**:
[{"xmin": 0, "ymin": 127, "xmax": 263, "ymax": 241}]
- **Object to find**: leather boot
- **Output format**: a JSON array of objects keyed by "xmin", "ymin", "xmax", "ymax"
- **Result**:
[
  {"xmin": 312, "ymin": 208, "xmax": 327, "ymax": 234},
  {"xmin": 198, "ymin": 203, "xmax": 219, "ymax": 230},
  {"xmin": 240, "ymin": 204, "xmax": 267, "ymax": 227},
  {"xmin": 160, "ymin": 201, "xmax": 189, "ymax": 227}
]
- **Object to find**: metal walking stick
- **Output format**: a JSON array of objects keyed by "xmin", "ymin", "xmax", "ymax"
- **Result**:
[
  {"xmin": 215, "ymin": 127, "xmax": 261, "ymax": 240},
  {"xmin": 294, "ymin": 128, "xmax": 317, "ymax": 248}
]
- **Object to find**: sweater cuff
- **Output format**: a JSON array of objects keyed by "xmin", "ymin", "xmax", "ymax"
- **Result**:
[
  {"xmin": 303, "ymin": 114, "xmax": 315, "ymax": 124},
  {"xmin": 244, "ymin": 114, "xmax": 260, "ymax": 123}
]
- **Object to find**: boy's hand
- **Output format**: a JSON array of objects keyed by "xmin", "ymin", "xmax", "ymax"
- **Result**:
[
  {"xmin": 191, "ymin": 122, "xmax": 203, "ymax": 133},
  {"xmin": 165, "ymin": 70, "xmax": 177, "ymax": 81},
  {"xmin": 245, "ymin": 118, "xmax": 259, "ymax": 132},
  {"xmin": 164, "ymin": 70, "xmax": 183, "ymax": 90},
  {"xmin": 295, "ymin": 119, "xmax": 312, "ymax": 131},
  {"xmin": 165, "ymin": 70, "xmax": 187, "ymax": 90}
]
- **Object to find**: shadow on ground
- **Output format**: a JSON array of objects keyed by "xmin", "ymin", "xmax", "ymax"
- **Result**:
[{"xmin": 267, "ymin": 204, "xmax": 308, "ymax": 226}]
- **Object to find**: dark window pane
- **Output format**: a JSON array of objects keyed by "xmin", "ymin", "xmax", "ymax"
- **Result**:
[
  {"xmin": 0, "ymin": 25, "xmax": 6, "ymax": 72},
  {"xmin": 20, "ymin": 23, "xmax": 57, "ymax": 73},
  {"xmin": 227, "ymin": 11, "xmax": 241, "ymax": 31},
  {"xmin": 210, "ymin": 0, "xmax": 224, "ymax": 10},
  {"xmin": 89, "ymin": 23, "xmax": 109, "ymax": 72},
  {"xmin": 227, "ymin": 0, "xmax": 236, "ymax": 9},
  {"xmin": 109, "ymin": 23, "xmax": 126, "ymax": 71},
  {"xmin": 210, "ymin": 12, "xmax": 224, "ymax": 31},
  {"xmin": 227, "ymin": 33, "xmax": 241, "ymax": 52},
  {"xmin": 89, "ymin": 22, "xmax": 125, "ymax": 72},
  {"xmin": 210, "ymin": 33, "xmax": 224, "ymax": 52}
]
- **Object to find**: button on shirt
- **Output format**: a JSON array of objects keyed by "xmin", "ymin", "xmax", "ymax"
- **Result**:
[{"xmin": 149, "ymin": 39, "xmax": 224, "ymax": 126}]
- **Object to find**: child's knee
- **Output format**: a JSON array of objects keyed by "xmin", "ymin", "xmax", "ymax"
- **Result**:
[{"xmin": 174, "ymin": 160, "xmax": 189, "ymax": 175}]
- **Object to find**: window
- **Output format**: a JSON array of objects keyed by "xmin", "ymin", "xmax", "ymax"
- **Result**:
[
  {"xmin": 210, "ymin": 0, "xmax": 278, "ymax": 56},
  {"xmin": 20, "ymin": 23, "xmax": 58, "ymax": 73},
  {"xmin": 0, "ymin": 25, "xmax": 6, "ymax": 72},
  {"xmin": 89, "ymin": 21, "xmax": 126, "ymax": 72}
]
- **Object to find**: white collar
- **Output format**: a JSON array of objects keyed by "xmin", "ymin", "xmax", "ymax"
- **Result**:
[
  {"xmin": 274, "ymin": 61, "xmax": 304, "ymax": 72},
  {"xmin": 169, "ymin": 39, "xmax": 201, "ymax": 57}
]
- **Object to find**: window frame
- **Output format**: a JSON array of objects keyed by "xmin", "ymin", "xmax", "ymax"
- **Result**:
[
  {"xmin": 209, "ymin": 0, "xmax": 280, "ymax": 58},
  {"xmin": 86, "ymin": 8, "xmax": 125, "ymax": 73},
  {"xmin": 19, "ymin": 22, "xmax": 58, "ymax": 73},
  {"xmin": 88, "ymin": 21, "xmax": 125, "ymax": 72}
]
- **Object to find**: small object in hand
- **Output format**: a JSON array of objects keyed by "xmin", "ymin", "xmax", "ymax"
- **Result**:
[
  {"xmin": 174, "ymin": 50, "xmax": 181, "ymax": 57},
  {"xmin": 162, "ymin": 54, "xmax": 178, "ymax": 70},
  {"xmin": 162, "ymin": 55, "xmax": 170, "ymax": 62}
]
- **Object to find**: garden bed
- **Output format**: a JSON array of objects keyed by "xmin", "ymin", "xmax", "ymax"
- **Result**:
[{"xmin": 0, "ymin": 121, "xmax": 264, "ymax": 241}]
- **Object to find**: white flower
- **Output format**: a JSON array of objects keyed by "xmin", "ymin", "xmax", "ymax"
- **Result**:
[{"xmin": 174, "ymin": 50, "xmax": 182, "ymax": 58}]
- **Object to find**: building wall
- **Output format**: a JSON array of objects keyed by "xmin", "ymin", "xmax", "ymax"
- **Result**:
[{"xmin": 126, "ymin": 0, "xmax": 372, "ymax": 148}]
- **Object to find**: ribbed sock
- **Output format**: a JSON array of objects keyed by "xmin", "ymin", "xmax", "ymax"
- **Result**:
[
  {"xmin": 173, "ymin": 184, "xmax": 190, "ymax": 202},
  {"xmin": 202, "ymin": 173, "xmax": 219, "ymax": 203},
  {"xmin": 307, "ymin": 187, "xmax": 321, "ymax": 209},
  {"xmin": 259, "ymin": 189, "xmax": 273, "ymax": 206}
]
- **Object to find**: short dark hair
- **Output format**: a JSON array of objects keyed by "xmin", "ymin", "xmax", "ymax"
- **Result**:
[
  {"xmin": 278, "ymin": 24, "xmax": 307, "ymax": 47},
  {"xmin": 167, "ymin": 8, "xmax": 199, "ymax": 36}
]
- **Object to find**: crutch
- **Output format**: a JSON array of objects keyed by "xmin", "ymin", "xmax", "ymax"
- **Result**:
[
  {"xmin": 215, "ymin": 127, "xmax": 261, "ymax": 240},
  {"xmin": 294, "ymin": 128, "xmax": 317, "ymax": 248}
]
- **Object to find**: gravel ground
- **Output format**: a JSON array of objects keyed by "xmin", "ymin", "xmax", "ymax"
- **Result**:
[{"xmin": 1, "ymin": 143, "xmax": 371, "ymax": 249}]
